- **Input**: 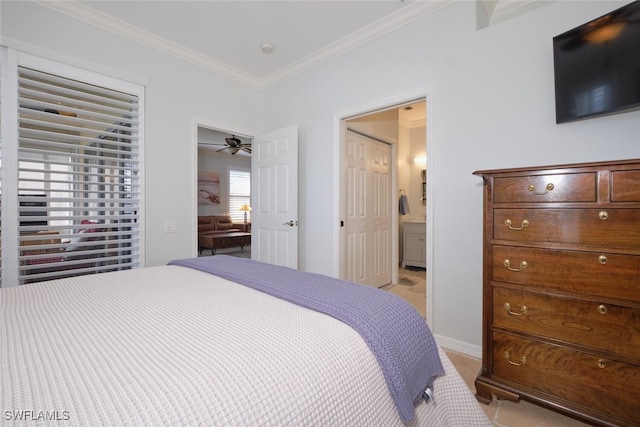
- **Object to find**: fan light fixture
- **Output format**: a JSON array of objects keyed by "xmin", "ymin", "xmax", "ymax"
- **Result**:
[{"xmin": 205, "ymin": 134, "xmax": 251, "ymax": 155}]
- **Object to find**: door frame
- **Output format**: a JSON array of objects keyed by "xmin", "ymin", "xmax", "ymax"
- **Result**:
[{"xmin": 333, "ymin": 87, "xmax": 435, "ymax": 326}]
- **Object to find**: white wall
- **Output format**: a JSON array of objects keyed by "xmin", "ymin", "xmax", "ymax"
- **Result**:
[
  {"xmin": 1, "ymin": 1, "xmax": 260, "ymax": 266},
  {"xmin": 257, "ymin": 1, "xmax": 640, "ymax": 351},
  {"xmin": 3, "ymin": 1, "xmax": 640, "ymax": 353}
]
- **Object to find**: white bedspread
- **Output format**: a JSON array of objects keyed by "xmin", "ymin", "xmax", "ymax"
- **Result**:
[{"xmin": 1, "ymin": 265, "xmax": 491, "ymax": 426}]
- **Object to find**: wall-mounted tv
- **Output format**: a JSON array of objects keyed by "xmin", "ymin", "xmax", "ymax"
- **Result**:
[{"xmin": 553, "ymin": 1, "xmax": 640, "ymax": 123}]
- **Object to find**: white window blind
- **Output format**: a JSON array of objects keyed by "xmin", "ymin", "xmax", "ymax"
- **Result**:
[
  {"xmin": 229, "ymin": 169, "xmax": 250, "ymax": 223},
  {"xmin": 14, "ymin": 65, "xmax": 141, "ymax": 284}
]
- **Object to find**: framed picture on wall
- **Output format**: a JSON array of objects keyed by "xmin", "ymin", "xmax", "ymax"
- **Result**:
[{"xmin": 198, "ymin": 171, "xmax": 220, "ymax": 205}]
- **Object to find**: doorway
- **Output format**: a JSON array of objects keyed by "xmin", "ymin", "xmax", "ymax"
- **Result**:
[
  {"xmin": 194, "ymin": 122, "xmax": 300, "ymax": 268},
  {"xmin": 196, "ymin": 125, "xmax": 253, "ymax": 257},
  {"xmin": 341, "ymin": 98, "xmax": 427, "ymax": 315}
]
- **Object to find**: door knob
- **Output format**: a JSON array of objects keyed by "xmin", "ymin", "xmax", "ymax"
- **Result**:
[{"xmin": 282, "ymin": 220, "xmax": 297, "ymax": 227}]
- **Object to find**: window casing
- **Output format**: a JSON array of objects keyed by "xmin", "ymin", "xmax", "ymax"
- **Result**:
[{"xmin": 1, "ymin": 48, "xmax": 144, "ymax": 287}]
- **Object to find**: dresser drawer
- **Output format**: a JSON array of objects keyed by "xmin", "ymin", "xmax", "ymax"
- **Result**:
[
  {"xmin": 612, "ymin": 170, "xmax": 640, "ymax": 202},
  {"xmin": 492, "ymin": 245, "xmax": 640, "ymax": 301},
  {"xmin": 493, "ymin": 286, "xmax": 640, "ymax": 357},
  {"xmin": 493, "ymin": 173, "xmax": 596, "ymax": 203},
  {"xmin": 492, "ymin": 332, "xmax": 640, "ymax": 424},
  {"xmin": 494, "ymin": 208, "xmax": 640, "ymax": 247}
]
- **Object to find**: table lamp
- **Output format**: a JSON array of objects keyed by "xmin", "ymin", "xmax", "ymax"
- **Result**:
[{"xmin": 239, "ymin": 204, "xmax": 251, "ymax": 231}]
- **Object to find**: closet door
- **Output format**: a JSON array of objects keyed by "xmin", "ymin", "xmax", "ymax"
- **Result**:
[{"xmin": 344, "ymin": 130, "xmax": 391, "ymax": 288}]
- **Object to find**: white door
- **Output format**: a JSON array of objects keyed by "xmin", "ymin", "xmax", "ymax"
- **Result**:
[
  {"xmin": 344, "ymin": 130, "xmax": 391, "ymax": 287},
  {"xmin": 251, "ymin": 125, "xmax": 298, "ymax": 269}
]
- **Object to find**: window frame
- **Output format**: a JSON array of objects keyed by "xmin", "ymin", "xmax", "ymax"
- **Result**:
[
  {"xmin": 228, "ymin": 167, "xmax": 251, "ymax": 224},
  {"xmin": 0, "ymin": 47, "xmax": 146, "ymax": 287}
]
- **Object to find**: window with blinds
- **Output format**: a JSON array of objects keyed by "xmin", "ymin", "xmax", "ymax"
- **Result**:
[
  {"xmin": 12, "ymin": 65, "xmax": 141, "ymax": 285},
  {"xmin": 229, "ymin": 169, "xmax": 251, "ymax": 223}
]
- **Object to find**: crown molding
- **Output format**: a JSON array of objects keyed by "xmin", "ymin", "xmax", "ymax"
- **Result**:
[
  {"xmin": 410, "ymin": 118, "xmax": 428, "ymax": 129},
  {"xmin": 36, "ymin": 1, "xmax": 262, "ymax": 88},
  {"xmin": 37, "ymin": 0, "xmax": 456, "ymax": 90},
  {"xmin": 399, "ymin": 115, "xmax": 427, "ymax": 129},
  {"xmin": 260, "ymin": 0, "xmax": 457, "ymax": 89},
  {"xmin": 479, "ymin": 0, "xmax": 549, "ymax": 27}
]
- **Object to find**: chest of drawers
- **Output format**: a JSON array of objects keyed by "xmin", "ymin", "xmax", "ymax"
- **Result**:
[{"xmin": 473, "ymin": 159, "xmax": 640, "ymax": 426}]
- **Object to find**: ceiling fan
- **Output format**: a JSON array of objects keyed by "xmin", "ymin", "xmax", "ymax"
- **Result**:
[{"xmin": 200, "ymin": 135, "xmax": 252, "ymax": 155}]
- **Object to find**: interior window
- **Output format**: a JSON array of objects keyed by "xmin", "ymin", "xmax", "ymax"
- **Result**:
[
  {"xmin": 228, "ymin": 169, "xmax": 251, "ymax": 224},
  {"xmin": 0, "ymin": 52, "xmax": 143, "ymax": 286}
]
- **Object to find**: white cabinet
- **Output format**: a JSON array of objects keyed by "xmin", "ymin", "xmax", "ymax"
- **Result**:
[{"xmin": 402, "ymin": 221, "xmax": 426, "ymax": 268}]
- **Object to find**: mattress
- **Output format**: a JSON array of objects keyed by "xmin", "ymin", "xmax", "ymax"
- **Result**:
[{"xmin": 1, "ymin": 264, "xmax": 491, "ymax": 426}]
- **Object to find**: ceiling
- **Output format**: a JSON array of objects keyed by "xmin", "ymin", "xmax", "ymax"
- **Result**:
[{"xmin": 40, "ymin": 0, "xmax": 540, "ymax": 90}]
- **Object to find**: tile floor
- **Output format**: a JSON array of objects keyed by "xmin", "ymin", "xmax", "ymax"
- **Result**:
[{"xmin": 383, "ymin": 267, "xmax": 591, "ymax": 427}]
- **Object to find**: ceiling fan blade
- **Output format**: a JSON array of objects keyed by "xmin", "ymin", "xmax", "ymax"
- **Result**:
[{"xmin": 198, "ymin": 142, "xmax": 227, "ymax": 147}]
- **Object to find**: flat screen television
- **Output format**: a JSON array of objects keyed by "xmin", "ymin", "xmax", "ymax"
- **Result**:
[{"xmin": 553, "ymin": 1, "xmax": 640, "ymax": 123}]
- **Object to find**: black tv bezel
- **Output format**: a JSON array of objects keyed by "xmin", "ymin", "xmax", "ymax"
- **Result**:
[{"xmin": 552, "ymin": 1, "xmax": 640, "ymax": 124}]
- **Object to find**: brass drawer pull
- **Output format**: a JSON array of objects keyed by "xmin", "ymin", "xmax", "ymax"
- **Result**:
[
  {"xmin": 504, "ymin": 259, "xmax": 528, "ymax": 272},
  {"xmin": 504, "ymin": 351, "xmax": 526, "ymax": 366},
  {"xmin": 597, "ymin": 359, "xmax": 606, "ymax": 369},
  {"xmin": 504, "ymin": 219, "xmax": 529, "ymax": 231},
  {"xmin": 528, "ymin": 183, "xmax": 554, "ymax": 195},
  {"xmin": 504, "ymin": 302, "xmax": 528, "ymax": 316},
  {"xmin": 598, "ymin": 210, "xmax": 608, "ymax": 220},
  {"xmin": 598, "ymin": 255, "xmax": 607, "ymax": 265},
  {"xmin": 597, "ymin": 304, "xmax": 607, "ymax": 315}
]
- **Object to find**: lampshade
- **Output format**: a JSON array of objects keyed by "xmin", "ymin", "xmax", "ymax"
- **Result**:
[{"xmin": 239, "ymin": 204, "xmax": 252, "ymax": 212}]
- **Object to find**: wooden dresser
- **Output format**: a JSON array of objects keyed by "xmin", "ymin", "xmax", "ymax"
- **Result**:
[{"xmin": 473, "ymin": 159, "xmax": 640, "ymax": 426}]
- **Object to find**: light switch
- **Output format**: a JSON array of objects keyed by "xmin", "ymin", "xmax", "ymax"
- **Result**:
[{"xmin": 164, "ymin": 220, "xmax": 177, "ymax": 233}]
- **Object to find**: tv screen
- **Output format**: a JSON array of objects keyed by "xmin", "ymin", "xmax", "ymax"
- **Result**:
[{"xmin": 553, "ymin": 1, "xmax": 640, "ymax": 123}]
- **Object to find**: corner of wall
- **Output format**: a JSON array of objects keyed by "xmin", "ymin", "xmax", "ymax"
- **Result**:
[{"xmin": 434, "ymin": 333, "xmax": 482, "ymax": 359}]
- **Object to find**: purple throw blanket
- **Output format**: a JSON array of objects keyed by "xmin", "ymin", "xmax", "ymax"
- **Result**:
[{"xmin": 168, "ymin": 256, "xmax": 444, "ymax": 422}]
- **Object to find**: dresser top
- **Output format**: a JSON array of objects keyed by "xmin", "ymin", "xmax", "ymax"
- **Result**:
[{"xmin": 473, "ymin": 158, "xmax": 640, "ymax": 177}]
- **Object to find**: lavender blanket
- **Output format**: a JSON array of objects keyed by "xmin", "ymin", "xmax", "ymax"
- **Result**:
[{"xmin": 168, "ymin": 256, "xmax": 444, "ymax": 422}]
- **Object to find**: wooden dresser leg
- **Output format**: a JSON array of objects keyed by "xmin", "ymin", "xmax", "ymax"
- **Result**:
[
  {"xmin": 475, "ymin": 380, "xmax": 494, "ymax": 404},
  {"xmin": 475, "ymin": 379, "xmax": 520, "ymax": 404}
]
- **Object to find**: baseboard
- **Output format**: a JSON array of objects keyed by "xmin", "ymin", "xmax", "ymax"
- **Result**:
[{"xmin": 434, "ymin": 333, "xmax": 482, "ymax": 359}]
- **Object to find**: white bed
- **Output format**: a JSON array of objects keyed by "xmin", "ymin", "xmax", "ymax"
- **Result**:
[{"xmin": 1, "ymin": 261, "xmax": 491, "ymax": 426}]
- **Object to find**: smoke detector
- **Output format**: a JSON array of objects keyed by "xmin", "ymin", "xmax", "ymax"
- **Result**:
[{"xmin": 261, "ymin": 43, "xmax": 275, "ymax": 54}]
